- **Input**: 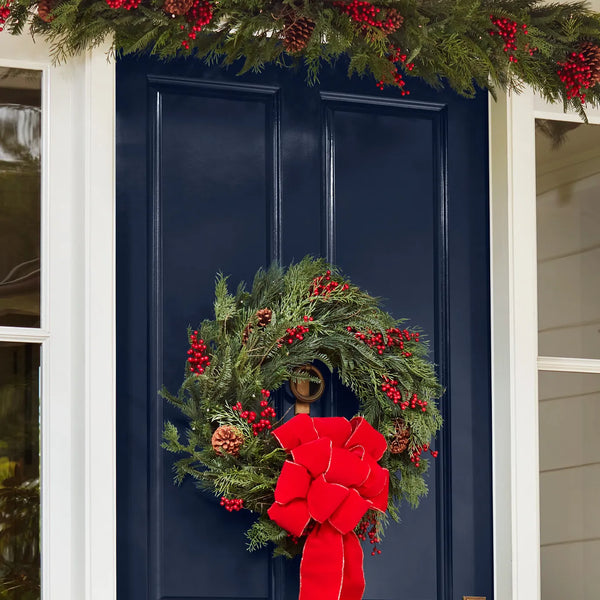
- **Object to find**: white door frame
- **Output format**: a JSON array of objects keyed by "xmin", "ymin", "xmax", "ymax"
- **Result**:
[
  {"xmin": 489, "ymin": 89, "xmax": 600, "ymax": 600},
  {"xmin": 0, "ymin": 36, "xmax": 116, "ymax": 600},
  {"xmin": 3, "ymin": 32, "xmax": 587, "ymax": 600}
]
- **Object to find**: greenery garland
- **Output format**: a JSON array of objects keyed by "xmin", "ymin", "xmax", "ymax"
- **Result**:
[
  {"xmin": 161, "ymin": 257, "xmax": 442, "ymax": 557},
  {"xmin": 3, "ymin": 0, "xmax": 600, "ymax": 113}
]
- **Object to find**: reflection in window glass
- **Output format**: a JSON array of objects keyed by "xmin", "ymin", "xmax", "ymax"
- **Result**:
[
  {"xmin": 539, "ymin": 371, "xmax": 600, "ymax": 600},
  {"xmin": 0, "ymin": 68, "xmax": 41, "ymax": 329},
  {"xmin": 535, "ymin": 120, "xmax": 600, "ymax": 359},
  {"xmin": 0, "ymin": 342, "xmax": 40, "ymax": 599}
]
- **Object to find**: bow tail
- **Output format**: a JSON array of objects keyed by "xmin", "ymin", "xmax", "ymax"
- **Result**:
[
  {"xmin": 340, "ymin": 531, "xmax": 365, "ymax": 600},
  {"xmin": 299, "ymin": 523, "xmax": 365, "ymax": 600}
]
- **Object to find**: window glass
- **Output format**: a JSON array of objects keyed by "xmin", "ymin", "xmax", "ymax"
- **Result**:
[
  {"xmin": 0, "ymin": 341, "xmax": 40, "ymax": 599},
  {"xmin": 0, "ymin": 68, "xmax": 41, "ymax": 328},
  {"xmin": 536, "ymin": 120, "xmax": 600, "ymax": 359}
]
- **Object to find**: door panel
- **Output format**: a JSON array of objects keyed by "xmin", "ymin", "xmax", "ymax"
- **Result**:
[{"xmin": 116, "ymin": 56, "xmax": 491, "ymax": 600}]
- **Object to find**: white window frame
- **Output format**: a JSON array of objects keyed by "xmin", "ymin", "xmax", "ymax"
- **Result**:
[
  {"xmin": 0, "ymin": 36, "xmax": 116, "ymax": 600},
  {"xmin": 490, "ymin": 89, "xmax": 600, "ymax": 600}
]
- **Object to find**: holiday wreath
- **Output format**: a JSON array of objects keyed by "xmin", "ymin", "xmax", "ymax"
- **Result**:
[
  {"xmin": 4, "ymin": 0, "xmax": 600, "ymax": 114},
  {"xmin": 161, "ymin": 257, "xmax": 442, "ymax": 599}
]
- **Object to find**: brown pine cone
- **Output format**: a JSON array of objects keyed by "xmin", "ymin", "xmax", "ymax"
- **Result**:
[
  {"xmin": 241, "ymin": 323, "xmax": 253, "ymax": 345},
  {"xmin": 242, "ymin": 308, "xmax": 272, "ymax": 344},
  {"xmin": 389, "ymin": 418, "xmax": 410, "ymax": 454},
  {"xmin": 580, "ymin": 41, "xmax": 600, "ymax": 86},
  {"xmin": 211, "ymin": 425, "xmax": 244, "ymax": 457},
  {"xmin": 256, "ymin": 308, "xmax": 272, "ymax": 327},
  {"xmin": 163, "ymin": 0, "xmax": 194, "ymax": 15},
  {"xmin": 283, "ymin": 16, "xmax": 316, "ymax": 54},
  {"xmin": 37, "ymin": 0, "xmax": 57, "ymax": 22},
  {"xmin": 381, "ymin": 8, "xmax": 403, "ymax": 34}
]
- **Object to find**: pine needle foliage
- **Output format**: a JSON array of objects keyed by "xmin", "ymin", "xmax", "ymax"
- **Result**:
[
  {"xmin": 4, "ymin": 0, "xmax": 600, "ymax": 111},
  {"xmin": 161, "ymin": 257, "xmax": 442, "ymax": 557}
]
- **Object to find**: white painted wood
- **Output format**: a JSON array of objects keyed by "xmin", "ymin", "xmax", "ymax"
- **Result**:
[
  {"xmin": 538, "ymin": 356, "xmax": 600, "ymax": 372},
  {"xmin": 0, "ymin": 36, "xmax": 116, "ymax": 600},
  {"xmin": 489, "ymin": 88, "xmax": 541, "ymax": 600}
]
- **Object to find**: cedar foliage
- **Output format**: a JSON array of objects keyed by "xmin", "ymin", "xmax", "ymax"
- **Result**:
[{"xmin": 161, "ymin": 257, "xmax": 442, "ymax": 557}]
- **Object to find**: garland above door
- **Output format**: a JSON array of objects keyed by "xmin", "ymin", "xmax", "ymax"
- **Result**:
[{"xmin": 3, "ymin": 0, "xmax": 600, "ymax": 113}]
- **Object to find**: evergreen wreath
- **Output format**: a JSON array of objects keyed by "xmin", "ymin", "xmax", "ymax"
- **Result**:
[
  {"xmin": 3, "ymin": 0, "xmax": 600, "ymax": 113},
  {"xmin": 161, "ymin": 257, "xmax": 442, "ymax": 558}
]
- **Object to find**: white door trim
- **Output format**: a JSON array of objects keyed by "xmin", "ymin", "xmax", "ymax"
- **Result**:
[
  {"xmin": 0, "ymin": 37, "xmax": 116, "ymax": 600},
  {"xmin": 490, "ymin": 89, "xmax": 541, "ymax": 600}
]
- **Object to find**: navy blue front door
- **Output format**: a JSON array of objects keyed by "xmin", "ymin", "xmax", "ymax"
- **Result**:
[{"xmin": 116, "ymin": 55, "xmax": 492, "ymax": 600}]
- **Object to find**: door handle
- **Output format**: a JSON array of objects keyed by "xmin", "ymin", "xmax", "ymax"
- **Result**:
[{"xmin": 290, "ymin": 364, "xmax": 325, "ymax": 414}]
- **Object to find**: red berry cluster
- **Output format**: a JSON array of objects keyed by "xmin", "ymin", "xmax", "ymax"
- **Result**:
[
  {"xmin": 402, "ymin": 392, "xmax": 428, "ymax": 412},
  {"xmin": 376, "ymin": 46, "xmax": 413, "ymax": 94},
  {"xmin": 350, "ymin": 326, "xmax": 418, "ymax": 356},
  {"xmin": 489, "ymin": 16, "xmax": 529, "ymax": 63},
  {"xmin": 356, "ymin": 514, "xmax": 382, "ymax": 556},
  {"xmin": 557, "ymin": 51, "xmax": 595, "ymax": 103},
  {"xmin": 410, "ymin": 443, "xmax": 438, "ymax": 468},
  {"xmin": 220, "ymin": 497, "xmax": 244, "ymax": 512},
  {"xmin": 277, "ymin": 321, "xmax": 311, "ymax": 347},
  {"xmin": 333, "ymin": 0, "xmax": 398, "ymax": 33},
  {"xmin": 181, "ymin": 0, "xmax": 213, "ymax": 49},
  {"xmin": 381, "ymin": 376, "xmax": 402, "ymax": 403},
  {"xmin": 310, "ymin": 270, "xmax": 349, "ymax": 297},
  {"xmin": 0, "ymin": 1, "xmax": 11, "ymax": 31},
  {"xmin": 233, "ymin": 394, "xmax": 277, "ymax": 436},
  {"xmin": 381, "ymin": 378, "xmax": 429, "ymax": 412},
  {"xmin": 187, "ymin": 330, "xmax": 210, "ymax": 374},
  {"xmin": 105, "ymin": 0, "xmax": 141, "ymax": 10}
]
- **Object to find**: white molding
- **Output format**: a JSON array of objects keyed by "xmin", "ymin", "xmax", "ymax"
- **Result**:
[
  {"xmin": 0, "ymin": 327, "xmax": 49, "ymax": 342},
  {"xmin": 0, "ymin": 37, "xmax": 116, "ymax": 600},
  {"xmin": 537, "ymin": 356, "xmax": 600, "ymax": 373},
  {"xmin": 82, "ymin": 46, "xmax": 116, "ymax": 600},
  {"xmin": 490, "ymin": 89, "xmax": 541, "ymax": 600}
]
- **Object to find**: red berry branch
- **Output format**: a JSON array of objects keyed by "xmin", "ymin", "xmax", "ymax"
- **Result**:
[
  {"xmin": 233, "ymin": 392, "xmax": 277, "ymax": 436},
  {"xmin": 220, "ymin": 497, "xmax": 244, "ymax": 512},
  {"xmin": 489, "ymin": 16, "xmax": 531, "ymax": 63},
  {"xmin": 356, "ymin": 513, "xmax": 382, "ymax": 556},
  {"xmin": 277, "ymin": 320, "xmax": 311, "ymax": 347},
  {"xmin": 410, "ymin": 443, "xmax": 438, "ymax": 468},
  {"xmin": 349, "ymin": 326, "xmax": 419, "ymax": 356},
  {"xmin": 333, "ymin": 0, "xmax": 402, "ymax": 34},
  {"xmin": 381, "ymin": 378, "xmax": 428, "ymax": 412},
  {"xmin": 376, "ymin": 46, "xmax": 413, "ymax": 94},
  {"xmin": 0, "ymin": 0, "xmax": 11, "ymax": 30},
  {"xmin": 187, "ymin": 330, "xmax": 210, "ymax": 374},
  {"xmin": 557, "ymin": 51, "xmax": 595, "ymax": 103},
  {"xmin": 310, "ymin": 270, "xmax": 349, "ymax": 296},
  {"xmin": 181, "ymin": 0, "xmax": 213, "ymax": 49}
]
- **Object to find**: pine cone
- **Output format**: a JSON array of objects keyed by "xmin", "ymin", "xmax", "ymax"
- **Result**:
[
  {"xmin": 382, "ymin": 8, "xmax": 403, "ymax": 34},
  {"xmin": 256, "ymin": 308, "xmax": 272, "ymax": 327},
  {"xmin": 163, "ymin": 0, "xmax": 193, "ymax": 15},
  {"xmin": 37, "ymin": 0, "xmax": 57, "ymax": 22},
  {"xmin": 283, "ymin": 16, "xmax": 316, "ymax": 53},
  {"xmin": 389, "ymin": 418, "xmax": 410, "ymax": 454},
  {"xmin": 241, "ymin": 323, "xmax": 253, "ymax": 345},
  {"xmin": 242, "ymin": 308, "xmax": 272, "ymax": 344},
  {"xmin": 580, "ymin": 41, "xmax": 600, "ymax": 86},
  {"xmin": 212, "ymin": 425, "xmax": 244, "ymax": 457}
]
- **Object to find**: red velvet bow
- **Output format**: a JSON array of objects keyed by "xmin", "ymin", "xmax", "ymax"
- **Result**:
[{"xmin": 268, "ymin": 414, "xmax": 389, "ymax": 600}]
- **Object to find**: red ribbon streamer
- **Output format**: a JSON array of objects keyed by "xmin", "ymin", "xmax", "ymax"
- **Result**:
[{"xmin": 268, "ymin": 414, "xmax": 389, "ymax": 600}]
